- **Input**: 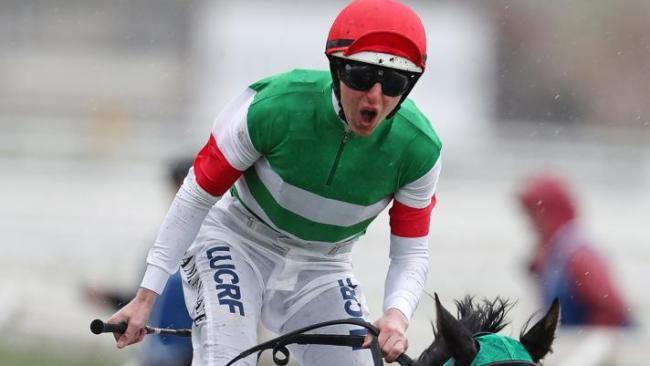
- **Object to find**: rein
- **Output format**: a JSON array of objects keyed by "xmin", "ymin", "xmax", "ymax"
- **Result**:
[{"xmin": 225, "ymin": 318, "xmax": 415, "ymax": 366}]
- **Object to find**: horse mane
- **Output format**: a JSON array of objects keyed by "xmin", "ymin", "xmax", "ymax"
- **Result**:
[
  {"xmin": 417, "ymin": 295, "xmax": 515, "ymax": 366},
  {"xmin": 452, "ymin": 295, "xmax": 513, "ymax": 335}
]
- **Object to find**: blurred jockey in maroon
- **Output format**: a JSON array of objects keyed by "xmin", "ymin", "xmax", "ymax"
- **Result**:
[{"xmin": 518, "ymin": 174, "xmax": 631, "ymax": 326}]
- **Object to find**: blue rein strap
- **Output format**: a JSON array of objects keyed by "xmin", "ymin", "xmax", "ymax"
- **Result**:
[{"xmin": 224, "ymin": 318, "xmax": 414, "ymax": 366}]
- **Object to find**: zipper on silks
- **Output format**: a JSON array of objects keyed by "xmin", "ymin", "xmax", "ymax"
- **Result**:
[{"xmin": 326, "ymin": 128, "xmax": 352, "ymax": 186}]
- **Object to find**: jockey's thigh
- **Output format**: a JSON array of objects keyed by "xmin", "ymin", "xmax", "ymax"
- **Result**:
[
  {"xmin": 181, "ymin": 236, "xmax": 264, "ymax": 366},
  {"xmin": 279, "ymin": 276, "xmax": 375, "ymax": 366}
]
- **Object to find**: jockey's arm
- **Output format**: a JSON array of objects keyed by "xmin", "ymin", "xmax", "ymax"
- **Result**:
[
  {"xmin": 108, "ymin": 88, "xmax": 261, "ymax": 348},
  {"xmin": 383, "ymin": 155, "xmax": 441, "ymax": 320},
  {"xmin": 143, "ymin": 88, "xmax": 260, "ymax": 294}
]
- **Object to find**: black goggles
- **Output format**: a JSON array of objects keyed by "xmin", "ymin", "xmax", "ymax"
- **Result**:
[{"xmin": 336, "ymin": 60, "xmax": 418, "ymax": 97}]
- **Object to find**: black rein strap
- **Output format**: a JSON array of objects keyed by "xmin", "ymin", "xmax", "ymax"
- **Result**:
[{"xmin": 225, "ymin": 318, "xmax": 414, "ymax": 366}]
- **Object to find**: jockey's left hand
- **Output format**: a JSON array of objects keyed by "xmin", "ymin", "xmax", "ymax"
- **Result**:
[{"xmin": 363, "ymin": 308, "xmax": 409, "ymax": 362}]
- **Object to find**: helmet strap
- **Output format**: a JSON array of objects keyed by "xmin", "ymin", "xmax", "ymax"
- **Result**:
[{"xmin": 327, "ymin": 56, "xmax": 348, "ymax": 122}]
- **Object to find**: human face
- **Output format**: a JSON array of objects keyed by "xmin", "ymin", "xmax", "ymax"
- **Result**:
[
  {"xmin": 339, "ymin": 80, "xmax": 402, "ymax": 137},
  {"xmin": 338, "ymin": 60, "xmax": 415, "ymax": 97}
]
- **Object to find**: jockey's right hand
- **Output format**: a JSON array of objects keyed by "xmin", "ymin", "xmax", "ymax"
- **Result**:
[{"xmin": 106, "ymin": 287, "xmax": 158, "ymax": 348}]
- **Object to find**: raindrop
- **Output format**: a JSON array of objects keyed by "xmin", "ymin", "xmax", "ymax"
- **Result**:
[{"xmin": 554, "ymin": 94, "xmax": 560, "ymax": 100}]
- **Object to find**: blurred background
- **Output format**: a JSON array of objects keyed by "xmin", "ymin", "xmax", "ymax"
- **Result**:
[{"xmin": 1, "ymin": 0, "xmax": 648, "ymax": 365}]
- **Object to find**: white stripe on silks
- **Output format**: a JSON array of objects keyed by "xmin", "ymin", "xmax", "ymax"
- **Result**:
[
  {"xmin": 233, "ymin": 179, "xmax": 360, "ymax": 245},
  {"xmin": 234, "ymin": 178, "xmax": 284, "ymax": 231},
  {"xmin": 394, "ymin": 156, "xmax": 441, "ymax": 208},
  {"xmin": 253, "ymin": 158, "xmax": 391, "ymax": 226},
  {"xmin": 213, "ymin": 88, "xmax": 260, "ymax": 171},
  {"xmin": 234, "ymin": 178, "xmax": 283, "ymax": 232},
  {"xmin": 235, "ymin": 177, "xmax": 357, "ymax": 244}
]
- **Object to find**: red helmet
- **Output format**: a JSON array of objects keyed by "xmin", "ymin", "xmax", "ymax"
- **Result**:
[
  {"xmin": 326, "ymin": 0, "xmax": 427, "ymax": 73},
  {"xmin": 518, "ymin": 174, "xmax": 577, "ymax": 239}
]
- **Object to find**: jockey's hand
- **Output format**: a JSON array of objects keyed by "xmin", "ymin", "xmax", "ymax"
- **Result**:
[
  {"xmin": 362, "ymin": 308, "xmax": 409, "ymax": 362},
  {"xmin": 106, "ymin": 287, "xmax": 158, "ymax": 349}
]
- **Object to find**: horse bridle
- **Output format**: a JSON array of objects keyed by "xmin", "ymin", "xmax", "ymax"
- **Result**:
[{"xmin": 224, "ymin": 318, "xmax": 415, "ymax": 366}]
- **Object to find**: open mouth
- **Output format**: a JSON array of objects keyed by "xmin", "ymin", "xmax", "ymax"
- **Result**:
[{"xmin": 360, "ymin": 109, "xmax": 378, "ymax": 124}]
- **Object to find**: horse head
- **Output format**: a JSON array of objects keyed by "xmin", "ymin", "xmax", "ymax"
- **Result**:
[{"xmin": 416, "ymin": 294, "xmax": 560, "ymax": 366}]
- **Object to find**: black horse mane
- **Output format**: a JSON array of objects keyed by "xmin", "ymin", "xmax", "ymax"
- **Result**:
[
  {"xmin": 417, "ymin": 295, "xmax": 515, "ymax": 366},
  {"xmin": 451, "ymin": 295, "xmax": 513, "ymax": 335}
]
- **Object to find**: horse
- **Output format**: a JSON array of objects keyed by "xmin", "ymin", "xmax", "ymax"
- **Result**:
[
  {"xmin": 91, "ymin": 293, "xmax": 560, "ymax": 366},
  {"xmin": 414, "ymin": 294, "xmax": 560, "ymax": 366}
]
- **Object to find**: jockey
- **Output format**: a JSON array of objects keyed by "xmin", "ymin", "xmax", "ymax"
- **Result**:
[
  {"xmin": 108, "ymin": 1, "xmax": 442, "ymax": 365},
  {"xmin": 519, "ymin": 174, "xmax": 631, "ymax": 326}
]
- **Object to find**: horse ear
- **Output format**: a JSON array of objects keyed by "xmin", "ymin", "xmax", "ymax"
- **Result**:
[
  {"xmin": 520, "ymin": 298, "xmax": 560, "ymax": 362},
  {"xmin": 435, "ymin": 293, "xmax": 478, "ymax": 365}
]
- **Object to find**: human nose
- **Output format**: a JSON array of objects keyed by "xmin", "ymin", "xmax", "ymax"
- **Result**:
[{"xmin": 366, "ymin": 82, "xmax": 383, "ymax": 100}]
